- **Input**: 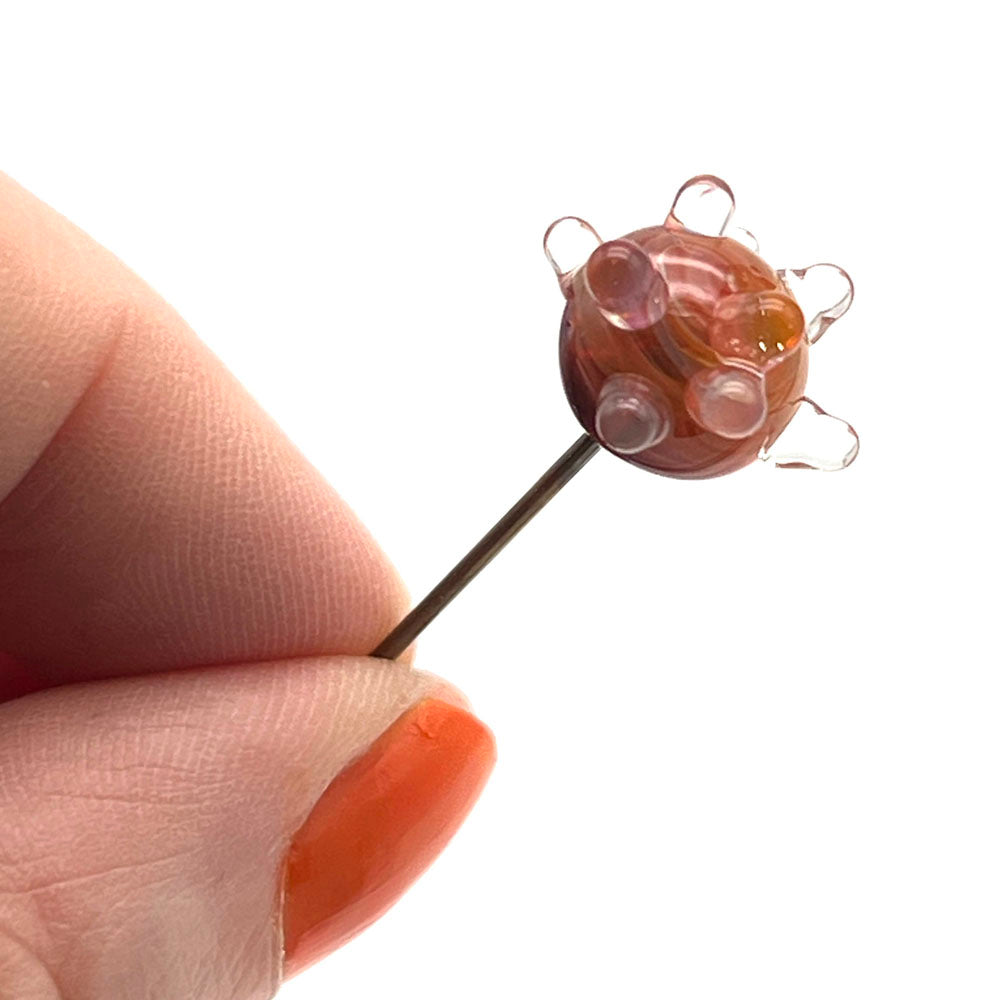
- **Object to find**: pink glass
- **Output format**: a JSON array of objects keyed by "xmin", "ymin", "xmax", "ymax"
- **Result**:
[{"xmin": 545, "ymin": 176, "xmax": 858, "ymax": 478}]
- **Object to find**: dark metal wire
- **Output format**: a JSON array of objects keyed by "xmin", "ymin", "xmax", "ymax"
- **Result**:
[{"xmin": 371, "ymin": 433, "xmax": 600, "ymax": 660}]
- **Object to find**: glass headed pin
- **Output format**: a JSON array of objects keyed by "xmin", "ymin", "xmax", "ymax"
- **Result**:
[{"xmin": 372, "ymin": 175, "xmax": 858, "ymax": 660}]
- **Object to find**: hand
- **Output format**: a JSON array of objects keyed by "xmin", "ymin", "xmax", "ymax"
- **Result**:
[{"xmin": 0, "ymin": 172, "xmax": 495, "ymax": 1000}]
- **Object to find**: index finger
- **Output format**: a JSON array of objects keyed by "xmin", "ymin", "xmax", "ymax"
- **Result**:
[{"xmin": 0, "ymin": 171, "xmax": 406, "ymax": 688}]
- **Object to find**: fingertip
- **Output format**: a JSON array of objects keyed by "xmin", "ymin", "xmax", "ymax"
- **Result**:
[{"xmin": 0, "ymin": 174, "xmax": 408, "ymax": 680}]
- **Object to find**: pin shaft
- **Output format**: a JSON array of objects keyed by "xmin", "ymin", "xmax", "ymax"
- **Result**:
[{"xmin": 371, "ymin": 433, "xmax": 600, "ymax": 660}]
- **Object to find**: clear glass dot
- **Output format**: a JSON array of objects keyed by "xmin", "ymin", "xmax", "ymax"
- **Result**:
[
  {"xmin": 665, "ymin": 174, "xmax": 736, "ymax": 236},
  {"xmin": 595, "ymin": 374, "xmax": 672, "ymax": 454},
  {"xmin": 584, "ymin": 240, "xmax": 667, "ymax": 330},
  {"xmin": 684, "ymin": 365, "xmax": 768, "ymax": 440}
]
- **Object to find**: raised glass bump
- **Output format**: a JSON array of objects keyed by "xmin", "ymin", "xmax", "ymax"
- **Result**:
[
  {"xmin": 709, "ymin": 290, "xmax": 805, "ymax": 367},
  {"xmin": 595, "ymin": 373, "xmax": 672, "ymax": 454},
  {"xmin": 760, "ymin": 396, "xmax": 860, "ymax": 471},
  {"xmin": 543, "ymin": 216, "xmax": 602, "ymax": 297},
  {"xmin": 684, "ymin": 364, "xmax": 768, "ymax": 440},
  {"xmin": 584, "ymin": 240, "xmax": 668, "ymax": 331},
  {"xmin": 777, "ymin": 263, "xmax": 854, "ymax": 344},
  {"xmin": 665, "ymin": 174, "xmax": 736, "ymax": 236}
]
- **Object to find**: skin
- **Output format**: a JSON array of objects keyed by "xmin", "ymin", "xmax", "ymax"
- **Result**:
[{"xmin": 0, "ymin": 172, "xmax": 487, "ymax": 999}]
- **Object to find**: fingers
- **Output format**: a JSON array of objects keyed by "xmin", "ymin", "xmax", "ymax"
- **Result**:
[
  {"xmin": 0, "ymin": 656, "xmax": 495, "ymax": 999},
  {"xmin": 0, "ymin": 171, "xmax": 405, "ymax": 686},
  {"xmin": 0, "ymin": 174, "xmax": 500, "ymax": 996}
]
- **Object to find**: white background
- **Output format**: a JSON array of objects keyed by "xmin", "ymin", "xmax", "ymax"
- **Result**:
[{"xmin": 2, "ymin": 2, "xmax": 997, "ymax": 997}]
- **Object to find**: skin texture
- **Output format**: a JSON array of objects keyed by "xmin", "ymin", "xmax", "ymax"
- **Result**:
[
  {"xmin": 0, "ymin": 171, "xmax": 494, "ymax": 999},
  {"xmin": 0, "ymin": 170, "xmax": 405, "ymax": 682}
]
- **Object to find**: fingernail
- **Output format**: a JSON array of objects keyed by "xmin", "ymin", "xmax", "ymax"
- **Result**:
[{"xmin": 282, "ymin": 698, "xmax": 496, "ymax": 978}]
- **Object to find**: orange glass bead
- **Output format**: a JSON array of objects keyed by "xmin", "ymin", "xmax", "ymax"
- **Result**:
[
  {"xmin": 546, "ymin": 175, "xmax": 859, "ymax": 479},
  {"xmin": 558, "ymin": 222, "xmax": 808, "ymax": 479}
]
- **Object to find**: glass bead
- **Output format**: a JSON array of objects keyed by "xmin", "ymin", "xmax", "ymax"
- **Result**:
[{"xmin": 558, "ymin": 218, "xmax": 809, "ymax": 479}]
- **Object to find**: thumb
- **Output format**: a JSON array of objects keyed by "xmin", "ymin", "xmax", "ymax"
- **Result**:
[{"xmin": 0, "ymin": 655, "xmax": 495, "ymax": 1000}]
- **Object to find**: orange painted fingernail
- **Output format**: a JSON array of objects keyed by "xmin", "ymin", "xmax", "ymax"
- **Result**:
[{"xmin": 282, "ymin": 698, "xmax": 496, "ymax": 978}]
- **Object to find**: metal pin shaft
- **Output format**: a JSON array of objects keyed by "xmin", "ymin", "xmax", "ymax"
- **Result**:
[{"xmin": 371, "ymin": 433, "xmax": 600, "ymax": 660}]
